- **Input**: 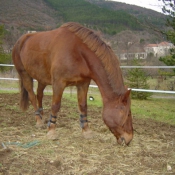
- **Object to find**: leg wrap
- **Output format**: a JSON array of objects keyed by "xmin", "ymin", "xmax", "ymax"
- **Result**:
[
  {"xmin": 80, "ymin": 114, "xmax": 88, "ymax": 128},
  {"xmin": 48, "ymin": 115, "xmax": 57, "ymax": 127},
  {"xmin": 35, "ymin": 108, "xmax": 43, "ymax": 119}
]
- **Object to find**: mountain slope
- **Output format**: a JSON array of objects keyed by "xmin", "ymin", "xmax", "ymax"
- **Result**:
[
  {"xmin": 0, "ymin": 0, "xmax": 58, "ymax": 31},
  {"xmin": 86, "ymin": 0, "xmax": 166, "ymax": 28},
  {"xmin": 44, "ymin": 0, "xmax": 143, "ymax": 35},
  {"xmin": 0, "ymin": 0, "xmax": 166, "ymax": 48}
]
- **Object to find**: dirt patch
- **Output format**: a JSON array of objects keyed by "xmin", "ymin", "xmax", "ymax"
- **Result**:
[{"xmin": 0, "ymin": 93, "xmax": 175, "ymax": 174}]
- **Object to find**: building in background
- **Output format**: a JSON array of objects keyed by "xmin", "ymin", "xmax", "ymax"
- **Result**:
[{"xmin": 118, "ymin": 41, "xmax": 174, "ymax": 60}]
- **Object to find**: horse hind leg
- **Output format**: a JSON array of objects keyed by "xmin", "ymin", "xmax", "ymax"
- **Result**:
[
  {"xmin": 37, "ymin": 83, "xmax": 46, "ymax": 114},
  {"xmin": 19, "ymin": 71, "xmax": 43, "ymax": 128},
  {"xmin": 35, "ymin": 82, "xmax": 46, "ymax": 128},
  {"xmin": 77, "ymin": 81, "xmax": 93, "ymax": 139}
]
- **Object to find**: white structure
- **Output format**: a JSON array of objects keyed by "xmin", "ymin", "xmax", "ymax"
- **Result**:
[
  {"xmin": 144, "ymin": 42, "xmax": 174, "ymax": 57},
  {"xmin": 27, "ymin": 31, "xmax": 37, "ymax": 34},
  {"xmin": 118, "ymin": 47, "xmax": 147, "ymax": 60},
  {"xmin": 118, "ymin": 41, "xmax": 174, "ymax": 60},
  {"xmin": 119, "ymin": 51, "xmax": 147, "ymax": 60}
]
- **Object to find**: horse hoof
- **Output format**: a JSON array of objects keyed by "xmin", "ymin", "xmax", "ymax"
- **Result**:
[
  {"xmin": 36, "ymin": 121, "xmax": 45, "ymax": 129},
  {"xmin": 47, "ymin": 130, "xmax": 58, "ymax": 140},
  {"xmin": 82, "ymin": 130, "xmax": 93, "ymax": 139}
]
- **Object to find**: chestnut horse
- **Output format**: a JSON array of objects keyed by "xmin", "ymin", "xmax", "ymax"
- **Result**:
[{"xmin": 12, "ymin": 22, "xmax": 133, "ymax": 145}]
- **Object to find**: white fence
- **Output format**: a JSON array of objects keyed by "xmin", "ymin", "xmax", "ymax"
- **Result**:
[{"xmin": 1, "ymin": 64, "xmax": 175, "ymax": 94}]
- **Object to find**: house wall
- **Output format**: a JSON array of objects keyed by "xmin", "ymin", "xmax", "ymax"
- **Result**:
[
  {"xmin": 145, "ymin": 43, "xmax": 174, "ymax": 57},
  {"xmin": 119, "ymin": 52, "xmax": 147, "ymax": 60},
  {"xmin": 117, "ymin": 42, "xmax": 174, "ymax": 60}
]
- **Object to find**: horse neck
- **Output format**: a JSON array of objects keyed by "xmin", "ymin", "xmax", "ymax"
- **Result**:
[
  {"xmin": 95, "ymin": 76, "xmax": 125, "ymax": 104},
  {"xmin": 87, "ymin": 56, "xmax": 126, "ymax": 103}
]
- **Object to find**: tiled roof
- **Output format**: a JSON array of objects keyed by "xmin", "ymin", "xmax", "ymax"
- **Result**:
[
  {"xmin": 158, "ymin": 41, "xmax": 171, "ymax": 46},
  {"xmin": 145, "ymin": 44, "xmax": 158, "ymax": 47},
  {"xmin": 145, "ymin": 42, "xmax": 172, "ymax": 48}
]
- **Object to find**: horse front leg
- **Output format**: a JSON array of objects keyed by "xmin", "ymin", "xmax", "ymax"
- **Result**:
[
  {"xmin": 35, "ymin": 82, "xmax": 46, "ymax": 128},
  {"xmin": 47, "ymin": 81, "xmax": 65, "ymax": 140},
  {"xmin": 77, "ymin": 81, "xmax": 93, "ymax": 139}
]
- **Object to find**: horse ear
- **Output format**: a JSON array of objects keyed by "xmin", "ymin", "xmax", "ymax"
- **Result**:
[{"xmin": 122, "ymin": 89, "xmax": 131, "ymax": 104}]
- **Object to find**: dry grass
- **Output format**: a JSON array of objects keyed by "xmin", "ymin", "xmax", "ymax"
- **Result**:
[{"xmin": 0, "ymin": 93, "xmax": 175, "ymax": 175}]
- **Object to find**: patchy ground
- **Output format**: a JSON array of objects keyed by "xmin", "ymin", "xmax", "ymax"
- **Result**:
[{"xmin": 0, "ymin": 93, "xmax": 175, "ymax": 175}]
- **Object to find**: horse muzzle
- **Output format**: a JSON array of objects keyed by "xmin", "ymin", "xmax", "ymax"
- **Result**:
[{"xmin": 117, "ymin": 133, "xmax": 133, "ymax": 146}]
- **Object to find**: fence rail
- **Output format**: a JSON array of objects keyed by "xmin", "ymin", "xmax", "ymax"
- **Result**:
[
  {"xmin": 0, "ymin": 64, "xmax": 175, "ymax": 94},
  {"xmin": 0, "ymin": 64, "xmax": 14, "ymax": 67},
  {"xmin": 2, "ymin": 64, "xmax": 175, "ymax": 68},
  {"xmin": 121, "ymin": 66, "xmax": 175, "ymax": 68}
]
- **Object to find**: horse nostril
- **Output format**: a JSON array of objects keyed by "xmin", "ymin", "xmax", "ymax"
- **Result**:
[
  {"xmin": 117, "ymin": 136, "xmax": 131, "ymax": 146},
  {"xmin": 120, "ymin": 137, "xmax": 126, "ymax": 146},
  {"xmin": 121, "ymin": 137, "xmax": 125, "ymax": 141}
]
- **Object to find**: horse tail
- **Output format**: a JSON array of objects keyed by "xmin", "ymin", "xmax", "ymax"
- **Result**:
[
  {"xmin": 19, "ymin": 76, "xmax": 29, "ymax": 111},
  {"xmin": 12, "ymin": 34, "xmax": 34, "ymax": 111}
]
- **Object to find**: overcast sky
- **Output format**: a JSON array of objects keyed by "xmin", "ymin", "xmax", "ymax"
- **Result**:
[{"xmin": 110, "ymin": 0, "xmax": 164, "ymax": 13}]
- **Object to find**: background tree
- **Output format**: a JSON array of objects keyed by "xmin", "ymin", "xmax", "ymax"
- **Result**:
[
  {"xmin": 126, "ymin": 59, "xmax": 152, "ymax": 99},
  {"xmin": 159, "ymin": 0, "xmax": 175, "ymax": 73},
  {"xmin": 0, "ymin": 25, "xmax": 11, "ymax": 71}
]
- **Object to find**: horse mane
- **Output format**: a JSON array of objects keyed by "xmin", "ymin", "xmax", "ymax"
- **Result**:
[{"xmin": 61, "ymin": 22, "xmax": 125, "ymax": 94}]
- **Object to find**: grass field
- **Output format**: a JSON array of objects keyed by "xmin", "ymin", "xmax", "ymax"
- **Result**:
[
  {"xmin": 0, "ymin": 92, "xmax": 175, "ymax": 174},
  {"xmin": 62, "ymin": 92, "xmax": 175, "ymax": 126}
]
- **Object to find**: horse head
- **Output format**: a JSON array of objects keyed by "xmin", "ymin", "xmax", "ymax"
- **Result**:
[{"xmin": 103, "ymin": 89, "xmax": 133, "ymax": 145}]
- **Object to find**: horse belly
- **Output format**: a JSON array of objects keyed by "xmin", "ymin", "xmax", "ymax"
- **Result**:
[
  {"xmin": 52, "ymin": 55, "xmax": 91, "ymax": 87},
  {"xmin": 58, "ymin": 67, "xmax": 90, "ymax": 86},
  {"xmin": 65, "ymin": 76, "xmax": 90, "ymax": 86}
]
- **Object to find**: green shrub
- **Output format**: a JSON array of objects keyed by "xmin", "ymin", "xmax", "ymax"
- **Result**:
[{"xmin": 126, "ymin": 59, "xmax": 152, "ymax": 99}]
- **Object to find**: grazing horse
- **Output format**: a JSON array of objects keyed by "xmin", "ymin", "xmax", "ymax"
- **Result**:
[{"xmin": 12, "ymin": 22, "xmax": 133, "ymax": 145}]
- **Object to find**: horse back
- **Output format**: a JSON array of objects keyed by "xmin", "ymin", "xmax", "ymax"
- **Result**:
[{"xmin": 13, "ymin": 28, "xmax": 91, "ymax": 86}]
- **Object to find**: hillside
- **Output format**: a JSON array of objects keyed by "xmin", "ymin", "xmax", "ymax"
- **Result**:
[
  {"xmin": 0, "ymin": 0, "xmax": 166, "ymax": 34},
  {"xmin": 0, "ymin": 0, "xmax": 167, "ymax": 50},
  {"xmin": 86, "ymin": 0, "xmax": 166, "ymax": 28},
  {"xmin": 0, "ymin": 0, "xmax": 58, "ymax": 31},
  {"xmin": 44, "ymin": 0, "xmax": 143, "ymax": 35}
]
